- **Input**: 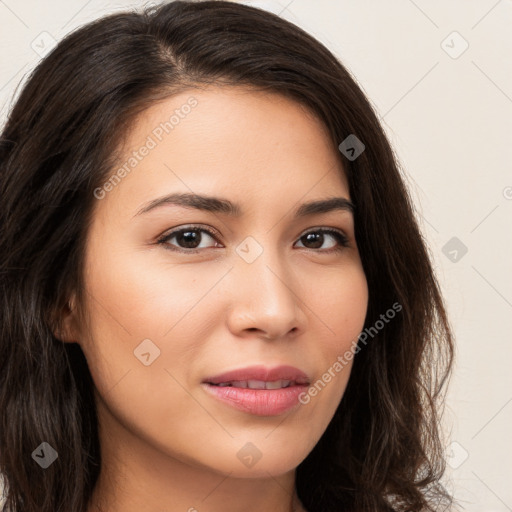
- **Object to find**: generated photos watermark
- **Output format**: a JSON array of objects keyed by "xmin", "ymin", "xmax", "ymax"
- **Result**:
[
  {"xmin": 298, "ymin": 301, "xmax": 402, "ymax": 405},
  {"xmin": 93, "ymin": 96, "xmax": 198, "ymax": 200}
]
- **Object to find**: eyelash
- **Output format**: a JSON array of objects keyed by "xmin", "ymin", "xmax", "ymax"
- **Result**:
[{"xmin": 156, "ymin": 225, "xmax": 350, "ymax": 254}]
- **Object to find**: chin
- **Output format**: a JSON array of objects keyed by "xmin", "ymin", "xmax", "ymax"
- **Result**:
[{"xmin": 223, "ymin": 443, "xmax": 309, "ymax": 478}]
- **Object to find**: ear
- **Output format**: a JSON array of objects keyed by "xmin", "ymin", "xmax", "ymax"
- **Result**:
[{"xmin": 51, "ymin": 293, "xmax": 81, "ymax": 343}]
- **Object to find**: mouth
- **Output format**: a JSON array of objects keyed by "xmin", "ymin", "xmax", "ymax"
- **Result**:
[
  {"xmin": 207, "ymin": 379, "xmax": 306, "ymax": 389},
  {"xmin": 201, "ymin": 365, "xmax": 311, "ymax": 416},
  {"xmin": 202, "ymin": 364, "xmax": 310, "ymax": 387}
]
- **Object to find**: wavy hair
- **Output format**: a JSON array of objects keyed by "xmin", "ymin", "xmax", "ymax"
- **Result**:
[{"xmin": 0, "ymin": 1, "xmax": 454, "ymax": 511}]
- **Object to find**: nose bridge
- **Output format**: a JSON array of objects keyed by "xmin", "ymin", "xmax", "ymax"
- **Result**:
[
  {"xmin": 228, "ymin": 233, "xmax": 303, "ymax": 337},
  {"xmin": 239, "ymin": 235, "xmax": 294, "ymax": 300}
]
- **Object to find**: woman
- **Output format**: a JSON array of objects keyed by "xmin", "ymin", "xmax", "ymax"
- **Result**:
[{"xmin": 0, "ymin": 1, "xmax": 454, "ymax": 511}]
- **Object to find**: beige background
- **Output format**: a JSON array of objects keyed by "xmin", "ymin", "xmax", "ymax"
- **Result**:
[{"xmin": 1, "ymin": 1, "xmax": 511, "ymax": 510}]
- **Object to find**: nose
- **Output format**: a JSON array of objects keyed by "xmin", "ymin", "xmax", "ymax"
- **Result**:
[{"xmin": 225, "ymin": 244, "xmax": 307, "ymax": 341}]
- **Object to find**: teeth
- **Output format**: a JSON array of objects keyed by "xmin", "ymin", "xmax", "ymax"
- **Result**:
[
  {"xmin": 231, "ymin": 381, "xmax": 248, "ymax": 388},
  {"xmin": 213, "ymin": 380, "xmax": 294, "ymax": 389},
  {"xmin": 247, "ymin": 380, "xmax": 267, "ymax": 389},
  {"xmin": 265, "ymin": 380, "xmax": 291, "ymax": 389}
]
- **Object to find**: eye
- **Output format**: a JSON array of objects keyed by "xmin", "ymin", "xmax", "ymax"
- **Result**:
[
  {"xmin": 157, "ymin": 225, "xmax": 220, "ymax": 253},
  {"xmin": 294, "ymin": 228, "xmax": 349, "ymax": 253},
  {"xmin": 156, "ymin": 225, "xmax": 350, "ymax": 253}
]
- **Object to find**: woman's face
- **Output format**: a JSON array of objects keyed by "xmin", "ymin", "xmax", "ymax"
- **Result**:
[{"xmin": 64, "ymin": 86, "xmax": 368, "ymax": 481}]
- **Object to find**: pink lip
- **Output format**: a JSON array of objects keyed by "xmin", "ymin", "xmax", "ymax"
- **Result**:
[
  {"xmin": 201, "ymin": 365, "xmax": 310, "ymax": 416},
  {"xmin": 202, "ymin": 364, "xmax": 310, "ymax": 385}
]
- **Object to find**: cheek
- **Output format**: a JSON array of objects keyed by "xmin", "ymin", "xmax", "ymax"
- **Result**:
[
  {"xmin": 78, "ymin": 243, "xmax": 232, "ymax": 386},
  {"xmin": 310, "ymin": 262, "xmax": 368, "ymax": 346},
  {"xmin": 77, "ymin": 248, "xmax": 219, "ymax": 444},
  {"xmin": 84, "ymin": 235, "xmax": 227, "ymax": 333},
  {"xmin": 301, "ymin": 264, "xmax": 368, "ymax": 407}
]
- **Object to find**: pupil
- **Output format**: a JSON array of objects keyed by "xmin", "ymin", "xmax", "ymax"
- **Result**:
[
  {"xmin": 304, "ymin": 232, "xmax": 322, "ymax": 249},
  {"xmin": 179, "ymin": 230, "xmax": 200, "ymax": 248}
]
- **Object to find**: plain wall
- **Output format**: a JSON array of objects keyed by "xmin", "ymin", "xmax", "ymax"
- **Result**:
[{"xmin": 0, "ymin": 1, "xmax": 510, "ymax": 510}]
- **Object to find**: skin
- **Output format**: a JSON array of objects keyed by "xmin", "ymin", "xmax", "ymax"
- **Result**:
[{"xmin": 57, "ymin": 85, "xmax": 368, "ymax": 512}]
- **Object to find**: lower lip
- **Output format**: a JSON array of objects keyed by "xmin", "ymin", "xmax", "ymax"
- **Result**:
[{"xmin": 201, "ymin": 383, "xmax": 308, "ymax": 416}]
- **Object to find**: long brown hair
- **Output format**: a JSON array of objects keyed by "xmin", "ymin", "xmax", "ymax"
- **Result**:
[{"xmin": 0, "ymin": 2, "xmax": 454, "ymax": 511}]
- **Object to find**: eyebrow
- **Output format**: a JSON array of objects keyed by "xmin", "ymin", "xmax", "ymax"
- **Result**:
[{"xmin": 134, "ymin": 192, "xmax": 355, "ymax": 218}]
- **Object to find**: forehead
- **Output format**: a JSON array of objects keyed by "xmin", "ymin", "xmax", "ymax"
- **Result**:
[
  {"xmin": 97, "ymin": 85, "xmax": 349, "ymax": 219},
  {"xmin": 125, "ymin": 84, "xmax": 334, "ymax": 149}
]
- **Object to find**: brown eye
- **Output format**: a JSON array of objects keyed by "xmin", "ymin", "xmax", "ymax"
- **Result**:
[
  {"xmin": 157, "ymin": 226, "xmax": 349, "ymax": 254},
  {"xmin": 157, "ymin": 226, "xmax": 221, "ymax": 252},
  {"xmin": 295, "ymin": 229, "xmax": 349, "ymax": 252}
]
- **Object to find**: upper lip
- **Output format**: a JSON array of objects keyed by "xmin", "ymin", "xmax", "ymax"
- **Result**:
[{"xmin": 203, "ymin": 365, "xmax": 310, "ymax": 385}]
